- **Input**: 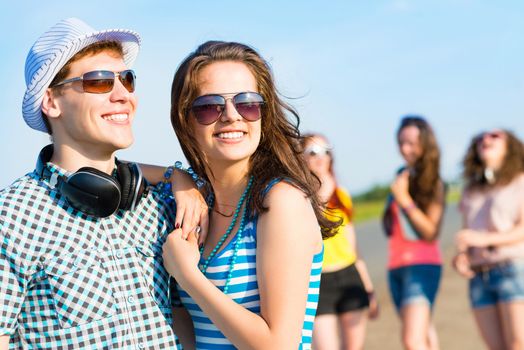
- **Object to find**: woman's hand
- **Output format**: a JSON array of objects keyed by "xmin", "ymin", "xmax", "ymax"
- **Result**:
[
  {"xmin": 171, "ymin": 170, "xmax": 209, "ymax": 244},
  {"xmin": 390, "ymin": 170, "xmax": 412, "ymax": 208},
  {"xmin": 367, "ymin": 291, "xmax": 380, "ymax": 320},
  {"xmin": 163, "ymin": 228, "xmax": 201, "ymax": 282},
  {"xmin": 455, "ymin": 229, "xmax": 492, "ymax": 250},
  {"xmin": 452, "ymin": 252, "xmax": 475, "ymax": 279}
]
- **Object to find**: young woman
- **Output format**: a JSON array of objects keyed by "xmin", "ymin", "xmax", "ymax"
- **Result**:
[
  {"xmin": 301, "ymin": 133, "xmax": 378, "ymax": 350},
  {"xmin": 382, "ymin": 116, "xmax": 445, "ymax": 350},
  {"xmin": 453, "ymin": 129, "xmax": 524, "ymax": 350},
  {"xmin": 161, "ymin": 41, "xmax": 336, "ymax": 349}
]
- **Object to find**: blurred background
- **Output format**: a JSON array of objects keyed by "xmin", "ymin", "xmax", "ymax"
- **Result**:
[
  {"xmin": 1, "ymin": 2, "xmax": 523, "ymax": 348},
  {"xmin": 1, "ymin": 0, "xmax": 523, "ymax": 194}
]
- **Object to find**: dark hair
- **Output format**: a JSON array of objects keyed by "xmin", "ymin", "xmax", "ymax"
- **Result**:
[
  {"xmin": 463, "ymin": 129, "xmax": 524, "ymax": 190},
  {"xmin": 43, "ymin": 41, "xmax": 124, "ymax": 135},
  {"xmin": 397, "ymin": 115, "xmax": 442, "ymax": 212},
  {"xmin": 170, "ymin": 41, "xmax": 337, "ymax": 238}
]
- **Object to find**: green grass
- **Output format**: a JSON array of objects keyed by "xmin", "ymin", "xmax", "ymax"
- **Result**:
[{"xmin": 353, "ymin": 199, "xmax": 385, "ymax": 224}]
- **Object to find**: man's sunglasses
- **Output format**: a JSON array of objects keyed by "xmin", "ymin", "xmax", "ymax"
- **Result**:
[
  {"xmin": 190, "ymin": 92, "xmax": 265, "ymax": 125},
  {"xmin": 51, "ymin": 69, "xmax": 136, "ymax": 94}
]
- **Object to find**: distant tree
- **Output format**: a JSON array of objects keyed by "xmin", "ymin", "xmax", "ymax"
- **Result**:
[{"xmin": 354, "ymin": 184, "xmax": 390, "ymax": 202}]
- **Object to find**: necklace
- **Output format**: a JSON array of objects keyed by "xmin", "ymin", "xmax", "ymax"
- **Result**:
[
  {"xmin": 200, "ymin": 176, "xmax": 254, "ymax": 279},
  {"xmin": 223, "ymin": 205, "xmax": 250, "ymax": 294},
  {"xmin": 213, "ymin": 207, "xmax": 234, "ymax": 217}
]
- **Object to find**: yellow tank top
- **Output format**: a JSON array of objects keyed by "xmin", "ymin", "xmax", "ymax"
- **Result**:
[{"xmin": 322, "ymin": 188, "xmax": 357, "ymax": 269}]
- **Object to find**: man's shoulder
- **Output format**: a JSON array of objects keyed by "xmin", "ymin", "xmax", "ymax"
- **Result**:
[
  {"xmin": 141, "ymin": 185, "xmax": 177, "ymax": 221},
  {"xmin": 0, "ymin": 171, "xmax": 42, "ymax": 206}
]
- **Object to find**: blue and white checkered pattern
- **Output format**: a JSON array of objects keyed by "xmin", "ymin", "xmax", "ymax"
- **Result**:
[
  {"xmin": 22, "ymin": 17, "xmax": 140, "ymax": 133},
  {"xmin": 0, "ymin": 161, "xmax": 179, "ymax": 349}
]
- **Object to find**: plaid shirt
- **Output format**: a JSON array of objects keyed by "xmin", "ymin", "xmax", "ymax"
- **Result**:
[{"xmin": 0, "ymin": 161, "xmax": 179, "ymax": 349}]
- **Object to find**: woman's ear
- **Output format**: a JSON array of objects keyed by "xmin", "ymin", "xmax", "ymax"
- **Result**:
[{"xmin": 41, "ymin": 89, "xmax": 61, "ymax": 119}]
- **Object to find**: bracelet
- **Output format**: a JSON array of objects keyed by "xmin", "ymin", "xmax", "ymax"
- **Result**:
[
  {"xmin": 402, "ymin": 201, "xmax": 417, "ymax": 213},
  {"xmin": 157, "ymin": 161, "xmax": 206, "ymax": 202},
  {"xmin": 168, "ymin": 161, "xmax": 205, "ymax": 188}
]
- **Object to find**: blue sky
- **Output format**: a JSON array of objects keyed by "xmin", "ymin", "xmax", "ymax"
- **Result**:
[{"xmin": 1, "ymin": 1, "xmax": 523, "ymax": 194}]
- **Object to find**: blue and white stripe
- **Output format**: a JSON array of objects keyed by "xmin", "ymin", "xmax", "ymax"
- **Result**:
[{"xmin": 178, "ymin": 219, "xmax": 324, "ymax": 349}]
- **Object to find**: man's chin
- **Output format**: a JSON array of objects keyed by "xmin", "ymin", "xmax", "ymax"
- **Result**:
[{"xmin": 110, "ymin": 133, "xmax": 134, "ymax": 151}]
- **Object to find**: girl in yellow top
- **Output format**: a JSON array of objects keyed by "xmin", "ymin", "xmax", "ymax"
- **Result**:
[{"xmin": 302, "ymin": 133, "xmax": 379, "ymax": 350}]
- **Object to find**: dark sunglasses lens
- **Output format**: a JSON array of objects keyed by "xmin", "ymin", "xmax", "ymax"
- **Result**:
[
  {"xmin": 477, "ymin": 131, "xmax": 503, "ymax": 144},
  {"xmin": 192, "ymin": 95, "xmax": 225, "ymax": 125},
  {"xmin": 82, "ymin": 70, "xmax": 115, "ymax": 93},
  {"xmin": 119, "ymin": 70, "xmax": 136, "ymax": 92},
  {"xmin": 233, "ymin": 92, "xmax": 264, "ymax": 121}
]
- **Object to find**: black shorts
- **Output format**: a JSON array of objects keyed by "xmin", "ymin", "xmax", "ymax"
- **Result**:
[{"xmin": 316, "ymin": 263, "xmax": 369, "ymax": 315}]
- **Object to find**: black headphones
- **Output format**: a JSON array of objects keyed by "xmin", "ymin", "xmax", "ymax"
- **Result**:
[{"xmin": 36, "ymin": 144, "xmax": 147, "ymax": 218}]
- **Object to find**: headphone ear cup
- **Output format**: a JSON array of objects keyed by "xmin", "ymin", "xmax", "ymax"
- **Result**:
[
  {"xmin": 61, "ymin": 167, "xmax": 122, "ymax": 218},
  {"xmin": 116, "ymin": 162, "xmax": 145, "ymax": 211},
  {"xmin": 117, "ymin": 163, "xmax": 135, "ymax": 211}
]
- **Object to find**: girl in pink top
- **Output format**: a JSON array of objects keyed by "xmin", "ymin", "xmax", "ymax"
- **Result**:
[
  {"xmin": 383, "ymin": 116, "xmax": 445, "ymax": 350},
  {"xmin": 453, "ymin": 129, "xmax": 524, "ymax": 350}
]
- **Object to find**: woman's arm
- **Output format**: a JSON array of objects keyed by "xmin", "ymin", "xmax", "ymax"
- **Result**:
[
  {"xmin": 137, "ymin": 163, "xmax": 208, "ymax": 242},
  {"xmin": 453, "ymin": 215, "xmax": 475, "ymax": 278},
  {"xmin": 163, "ymin": 182, "xmax": 322, "ymax": 349},
  {"xmin": 344, "ymin": 224, "xmax": 371, "ymax": 291},
  {"xmin": 346, "ymin": 223, "xmax": 379, "ymax": 318},
  {"xmin": 0, "ymin": 336, "xmax": 9, "ymax": 350},
  {"xmin": 390, "ymin": 170, "xmax": 445, "ymax": 241},
  {"xmin": 456, "ymin": 201, "xmax": 524, "ymax": 249}
]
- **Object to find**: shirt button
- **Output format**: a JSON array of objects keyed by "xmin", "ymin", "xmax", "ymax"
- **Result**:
[
  {"xmin": 116, "ymin": 251, "xmax": 123, "ymax": 259},
  {"xmin": 128, "ymin": 296, "xmax": 135, "ymax": 304},
  {"xmin": 137, "ymin": 343, "xmax": 145, "ymax": 349}
]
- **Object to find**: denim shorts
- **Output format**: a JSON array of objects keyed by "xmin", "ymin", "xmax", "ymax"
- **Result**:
[
  {"xmin": 388, "ymin": 264, "xmax": 442, "ymax": 312},
  {"xmin": 469, "ymin": 261, "xmax": 524, "ymax": 309}
]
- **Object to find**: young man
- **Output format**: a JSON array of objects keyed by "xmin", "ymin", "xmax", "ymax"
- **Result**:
[{"xmin": 0, "ymin": 18, "xmax": 199, "ymax": 349}]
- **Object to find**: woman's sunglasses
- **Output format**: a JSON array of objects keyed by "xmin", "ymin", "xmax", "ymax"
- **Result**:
[
  {"xmin": 51, "ymin": 69, "xmax": 136, "ymax": 94},
  {"xmin": 190, "ymin": 92, "xmax": 265, "ymax": 125},
  {"xmin": 475, "ymin": 130, "xmax": 505, "ymax": 144},
  {"xmin": 304, "ymin": 144, "xmax": 332, "ymax": 157}
]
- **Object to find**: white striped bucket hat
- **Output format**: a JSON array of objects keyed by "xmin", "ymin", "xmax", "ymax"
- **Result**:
[{"xmin": 22, "ymin": 17, "xmax": 141, "ymax": 133}]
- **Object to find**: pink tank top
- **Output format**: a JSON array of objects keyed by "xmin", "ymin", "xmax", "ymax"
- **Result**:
[{"xmin": 384, "ymin": 197, "xmax": 442, "ymax": 269}]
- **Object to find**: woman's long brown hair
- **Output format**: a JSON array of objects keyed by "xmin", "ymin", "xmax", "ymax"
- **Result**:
[
  {"xmin": 397, "ymin": 116, "xmax": 443, "ymax": 212},
  {"xmin": 170, "ymin": 41, "xmax": 337, "ymax": 238},
  {"xmin": 463, "ymin": 129, "xmax": 524, "ymax": 190}
]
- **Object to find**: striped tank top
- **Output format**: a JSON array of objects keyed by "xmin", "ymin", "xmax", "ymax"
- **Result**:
[{"xmin": 177, "ymin": 195, "xmax": 323, "ymax": 349}]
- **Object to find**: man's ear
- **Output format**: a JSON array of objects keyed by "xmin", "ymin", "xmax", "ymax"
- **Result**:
[{"xmin": 41, "ymin": 89, "xmax": 61, "ymax": 119}]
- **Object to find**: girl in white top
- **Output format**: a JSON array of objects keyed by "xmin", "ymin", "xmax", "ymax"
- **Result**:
[{"xmin": 454, "ymin": 129, "xmax": 524, "ymax": 350}]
